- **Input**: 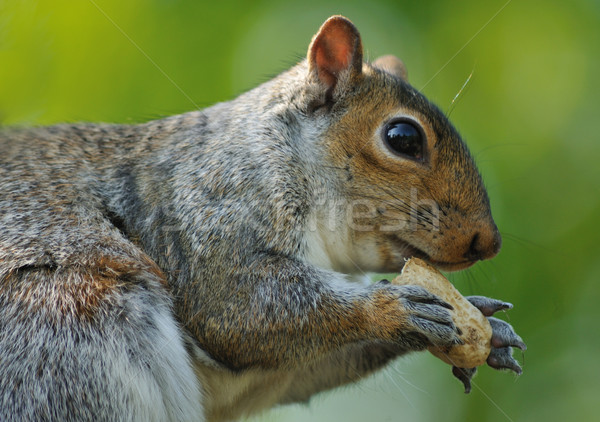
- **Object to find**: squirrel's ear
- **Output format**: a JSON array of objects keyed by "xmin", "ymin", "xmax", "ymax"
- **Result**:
[
  {"xmin": 308, "ymin": 16, "xmax": 363, "ymax": 91},
  {"xmin": 373, "ymin": 55, "xmax": 408, "ymax": 81}
]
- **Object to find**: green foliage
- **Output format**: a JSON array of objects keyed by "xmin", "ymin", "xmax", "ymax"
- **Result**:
[{"xmin": 2, "ymin": 0, "xmax": 599, "ymax": 420}]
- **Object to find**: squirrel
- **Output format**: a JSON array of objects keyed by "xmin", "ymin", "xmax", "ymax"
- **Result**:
[{"xmin": 0, "ymin": 15, "xmax": 525, "ymax": 422}]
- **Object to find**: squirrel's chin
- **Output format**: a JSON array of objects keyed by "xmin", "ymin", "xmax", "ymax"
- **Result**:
[{"xmin": 427, "ymin": 259, "xmax": 476, "ymax": 272}]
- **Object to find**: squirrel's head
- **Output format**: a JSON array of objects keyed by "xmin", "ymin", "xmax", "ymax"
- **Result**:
[{"xmin": 302, "ymin": 16, "xmax": 501, "ymax": 273}]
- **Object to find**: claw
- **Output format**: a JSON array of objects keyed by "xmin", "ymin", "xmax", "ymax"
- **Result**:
[
  {"xmin": 452, "ymin": 366, "xmax": 477, "ymax": 393},
  {"xmin": 401, "ymin": 285, "xmax": 454, "ymax": 310},
  {"xmin": 444, "ymin": 296, "xmax": 525, "ymax": 391},
  {"xmin": 466, "ymin": 296, "xmax": 512, "ymax": 316},
  {"xmin": 487, "ymin": 347, "xmax": 523, "ymax": 375},
  {"xmin": 488, "ymin": 317, "xmax": 527, "ymax": 350}
]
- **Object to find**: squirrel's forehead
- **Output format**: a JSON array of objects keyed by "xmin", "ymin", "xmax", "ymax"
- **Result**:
[
  {"xmin": 364, "ymin": 74, "xmax": 453, "ymax": 134},
  {"xmin": 363, "ymin": 70, "xmax": 432, "ymax": 113}
]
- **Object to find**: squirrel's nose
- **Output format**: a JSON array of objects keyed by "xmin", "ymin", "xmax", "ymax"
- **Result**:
[{"xmin": 464, "ymin": 225, "xmax": 502, "ymax": 262}]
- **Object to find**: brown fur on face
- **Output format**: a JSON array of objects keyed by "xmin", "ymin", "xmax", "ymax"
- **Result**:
[{"xmin": 322, "ymin": 63, "xmax": 501, "ymax": 273}]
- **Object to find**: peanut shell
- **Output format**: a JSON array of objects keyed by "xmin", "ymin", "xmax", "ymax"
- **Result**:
[{"xmin": 391, "ymin": 258, "xmax": 492, "ymax": 368}]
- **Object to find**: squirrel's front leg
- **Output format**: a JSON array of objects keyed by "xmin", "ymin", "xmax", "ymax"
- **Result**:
[{"xmin": 184, "ymin": 255, "xmax": 462, "ymax": 372}]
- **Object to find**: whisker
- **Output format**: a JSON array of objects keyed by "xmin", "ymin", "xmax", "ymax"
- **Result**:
[
  {"xmin": 501, "ymin": 232, "xmax": 555, "ymax": 253},
  {"xmin": 349, "ymin": 192, "xmax": 435, "ymax": 229},
  {"xmin": 321, "ymin": 165, "xmax": 348, "ymax": 171},
  {"xmin": 447, "ymin": 65, "xmax": 475, "ymax": 117}
]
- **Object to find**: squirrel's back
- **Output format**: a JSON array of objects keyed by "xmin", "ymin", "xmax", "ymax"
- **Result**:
[{"xmin": 0, "ymin": 123, "xmax": 207, "ymax": 420}]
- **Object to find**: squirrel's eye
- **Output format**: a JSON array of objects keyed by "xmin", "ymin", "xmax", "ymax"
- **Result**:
[{"xmin": 383, "ymin": 121, "xmax": 425, "ymax": 162}]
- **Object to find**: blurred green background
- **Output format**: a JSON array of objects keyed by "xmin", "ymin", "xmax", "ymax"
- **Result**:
[{"xmin": 1, "ymin": 0, "xmax": 599, "ymax": 421}]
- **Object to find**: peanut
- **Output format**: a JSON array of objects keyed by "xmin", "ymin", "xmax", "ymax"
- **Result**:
[{"xmin": 391, "ymin": 258, "xmax": 492, "ymax": 368}]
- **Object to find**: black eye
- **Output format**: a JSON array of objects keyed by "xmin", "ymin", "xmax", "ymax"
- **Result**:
[{"xmin": 383, "ymin": 120, "xmax": 425, "ymax": 161}]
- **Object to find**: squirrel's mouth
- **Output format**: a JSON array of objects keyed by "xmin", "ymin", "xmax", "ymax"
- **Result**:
[
  {"xmin": 390, "ymin": 237, "xmax": 428, "ymax": 267},
  {"xmin": 392, "ymin": 237, "xmax": 476, "ymax": 273}
]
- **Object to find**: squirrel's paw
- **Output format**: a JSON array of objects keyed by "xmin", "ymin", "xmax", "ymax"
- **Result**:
[
  {"xmin": 451, "ymin": 296, "xmax": 526, "ymax": 393},
  {"xmin": 391, "ymin": 284, "xmax": 463, "ymax": 350}
]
